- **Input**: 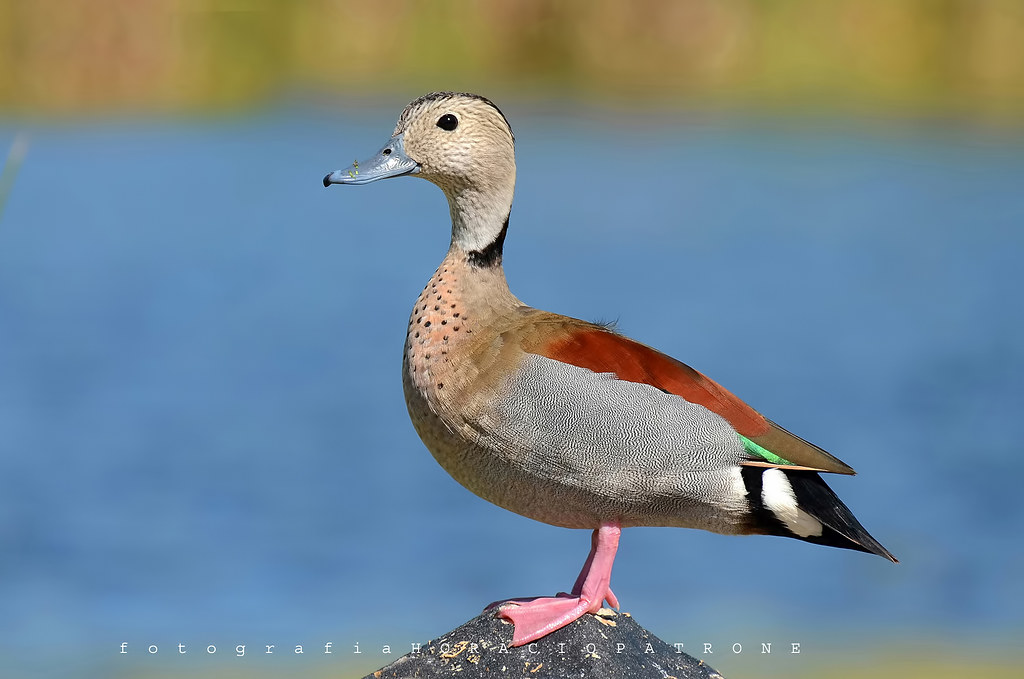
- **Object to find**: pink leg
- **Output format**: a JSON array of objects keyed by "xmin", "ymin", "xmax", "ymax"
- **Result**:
[
  {"xmin": 568, "ymin": 526, "xmax": 619, "ymax": 608},
  {"xmin": 498, "ymin": 521, "xmax": 621, "ymax": 646}
]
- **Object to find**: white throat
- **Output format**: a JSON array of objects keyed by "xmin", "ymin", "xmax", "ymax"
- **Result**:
[{"xmin": 446, "ymin": 183, "xmax": 514, "ymax": 254}]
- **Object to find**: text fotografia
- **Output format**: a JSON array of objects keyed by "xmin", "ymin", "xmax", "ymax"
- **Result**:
[{"xmin": 119, "ymin": 639, "xmax": 804, "ymax": 658}]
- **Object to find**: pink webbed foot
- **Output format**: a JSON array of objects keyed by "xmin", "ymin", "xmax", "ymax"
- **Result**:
[{"xmin": 497, "ymin": 522, "xmax": 621, "ymax": 647}]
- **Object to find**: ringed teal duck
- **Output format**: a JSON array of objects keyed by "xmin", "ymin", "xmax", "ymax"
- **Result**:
[{"xmin": 324, "ymin": 91, "xmax": 897, "ymax": 647}]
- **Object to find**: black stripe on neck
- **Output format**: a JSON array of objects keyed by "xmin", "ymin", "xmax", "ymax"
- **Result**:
[{"xmin": 466, "ymin": 213, "xmax": 509, "ymax": 268}]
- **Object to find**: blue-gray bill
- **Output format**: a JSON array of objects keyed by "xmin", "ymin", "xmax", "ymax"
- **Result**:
[{"xmin": 323, "ymin": 133, "xmax": 419, "ymax": 187}]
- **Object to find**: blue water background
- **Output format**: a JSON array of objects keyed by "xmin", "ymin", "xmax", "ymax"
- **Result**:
[{"xmin": 1, "ymin": 103, "xmax": 1022, "ymax": 676}]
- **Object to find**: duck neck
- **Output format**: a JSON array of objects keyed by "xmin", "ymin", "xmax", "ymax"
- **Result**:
[{"xmin": 446, "ymin": 183, "xmax": 514, "ymax": 268}]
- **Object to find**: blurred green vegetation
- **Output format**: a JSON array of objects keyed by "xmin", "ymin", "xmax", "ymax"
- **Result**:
[{"xmin": 1, "ymin": 0, "xmax": 1023, "ymax": 120}]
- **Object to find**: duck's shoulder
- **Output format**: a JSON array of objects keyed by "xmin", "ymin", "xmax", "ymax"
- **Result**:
[{"xmin": 505, "ymin": 310, "xmax": 711, "ymax": 402}]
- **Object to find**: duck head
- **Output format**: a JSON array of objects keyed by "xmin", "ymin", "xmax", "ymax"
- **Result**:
[{"xmin": 325, "ymin": 92, "xmax": 516, "ymax": 258}]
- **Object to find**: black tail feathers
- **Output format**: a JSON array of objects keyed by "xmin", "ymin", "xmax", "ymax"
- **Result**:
[{"xmin": 741, "ymin": 466, "xmax": 898, "ymax": 563}]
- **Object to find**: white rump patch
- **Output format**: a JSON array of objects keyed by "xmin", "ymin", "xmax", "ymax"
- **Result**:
[{"xmin": 761, "ymin": 468, "xmax": 823, "ymax": 538}]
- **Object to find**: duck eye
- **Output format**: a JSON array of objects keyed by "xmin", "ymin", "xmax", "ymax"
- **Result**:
[{"xmin": 436, "ymin": 114, "xmax": 459, "ymax": 131}]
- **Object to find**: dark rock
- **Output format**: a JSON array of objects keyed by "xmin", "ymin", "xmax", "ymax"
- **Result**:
[{"xmin": 361, "ymin": 607, "xmax": 724, "ymax": 678}]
